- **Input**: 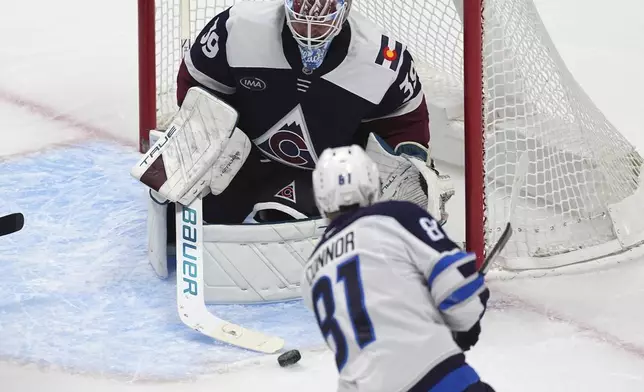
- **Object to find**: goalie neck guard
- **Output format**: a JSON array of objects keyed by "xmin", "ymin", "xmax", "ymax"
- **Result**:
[{"xmin": 284, "ymin": 0, "xmax": 351, "ymax": 72}]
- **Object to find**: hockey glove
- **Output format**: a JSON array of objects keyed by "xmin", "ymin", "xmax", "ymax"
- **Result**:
[
  {"xmin": 131, "ymin": 87, "xmax": 251, "ymax": 205},
  {"xmin": 365, "ymin": 134, "xmax": 454, "ymax": 224},
  {"xmin": 452, "ymin": 321, "xmax": 481, "ymax": 352}
]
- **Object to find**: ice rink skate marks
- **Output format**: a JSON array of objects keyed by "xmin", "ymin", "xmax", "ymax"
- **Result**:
[{"xmin": 0, "ymin": 141, "xmax": 320, "ymax": 380}]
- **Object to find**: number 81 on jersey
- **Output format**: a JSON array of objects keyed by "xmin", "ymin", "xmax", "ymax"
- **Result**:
[{"xmin": 311, "ymin": 255, "xmax": 375, "ymax": 370}]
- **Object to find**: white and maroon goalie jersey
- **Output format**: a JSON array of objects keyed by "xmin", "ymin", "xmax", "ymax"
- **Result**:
[{"xmin": 177, "ymin": 0, "xmax": 429, "ymax": 170}]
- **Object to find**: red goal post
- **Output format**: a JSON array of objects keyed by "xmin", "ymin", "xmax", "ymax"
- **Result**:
[
  {"xmin": 137, "ymin": 0, "xmax": 644, "ymax": 272},
  {"xmin": 138, "ymin": 0, "xmax": 156, "ymax": 154},
  {"xmin": 463, "ymin": 0, "xmax": 485, "ymax": 264}
]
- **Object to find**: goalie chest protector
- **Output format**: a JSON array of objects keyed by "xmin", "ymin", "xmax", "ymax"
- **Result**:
[{"xmin": 182, "ymin": 0, "xmax": 422, "ymax": 171}]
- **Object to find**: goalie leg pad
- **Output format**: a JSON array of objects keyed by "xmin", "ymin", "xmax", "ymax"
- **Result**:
[
  {"xmin": 201, "ymin": 217, "xmax": 326, "ymax": 304},
  {"xmin": 202, "ymin": 202, "xmax": 324, "ymax": 304}
]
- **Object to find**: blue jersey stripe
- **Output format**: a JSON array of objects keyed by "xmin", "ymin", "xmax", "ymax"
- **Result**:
[
  {"xmin": 429, "ymin": 364, "xmax": 480, "ymax": 392},
  {"xmin": 438, "ymin": 275, "xmax": 485, "ymax": 311},
  {"xmin": 427, "ymin": 252, "xmax": 472, "ymax": 288}
]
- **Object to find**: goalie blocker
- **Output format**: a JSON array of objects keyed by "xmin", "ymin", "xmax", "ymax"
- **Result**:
[{"xmin": 137, "ymin": 89, "xmax": 453, "ymax": 305}]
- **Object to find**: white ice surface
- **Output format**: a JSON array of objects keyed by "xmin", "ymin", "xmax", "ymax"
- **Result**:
[
  {"xmin": 1, "ymin": 0, "xmax": 644, "ymax": 391},
  {"xmin": 0, "ymin": 0, "xmax": 139, "ymax": 147},
  {"xmin": 0, "ymin": 103, "xmax": 86, "ymax": 156}
]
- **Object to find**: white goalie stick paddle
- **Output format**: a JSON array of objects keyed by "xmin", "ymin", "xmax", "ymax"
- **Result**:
[
  {"xmin": 479, "ymin": 153, "xmax": 529, "ymax": 274},
  {"xmin": 176, "ymin": 197, "xmax": 285, "ymax": 353}
]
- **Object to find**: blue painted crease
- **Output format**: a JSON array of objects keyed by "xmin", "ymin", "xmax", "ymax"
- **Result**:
[{"xmin": 0, "ymin": 141, "xmax": 320, "ymax": 380}]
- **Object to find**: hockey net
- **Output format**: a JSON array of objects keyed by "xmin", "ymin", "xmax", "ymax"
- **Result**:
[{"xmin": 138, "ymin": 0, "xmax": 644, "ymax": 271}]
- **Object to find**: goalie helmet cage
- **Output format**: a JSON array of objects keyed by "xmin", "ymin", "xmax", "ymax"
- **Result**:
[{"xmin": 138, "ymin": 0, "xmax": 644, "ymax": 271}]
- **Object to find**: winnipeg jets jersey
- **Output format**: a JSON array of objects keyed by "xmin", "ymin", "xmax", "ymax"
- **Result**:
[
  {"xmin": 177, "ymin": 0, "xmax": 429, "ymax": 170},
  {"xmin": 301, "ymin": 201, "xmax": 488, "ymax": 392}
]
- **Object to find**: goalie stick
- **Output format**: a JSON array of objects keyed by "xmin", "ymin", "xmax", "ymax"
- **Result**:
[
  {"xmin": 479, "ymin": 153, "xmax": 529, "ymax": 274},
  {"xmin": 176, "ymin": 197, "xmax": 285, "ymax": 354},
  {"xmin": 0, "ymin": 213, "xmax": 24, "ymax": 237}
]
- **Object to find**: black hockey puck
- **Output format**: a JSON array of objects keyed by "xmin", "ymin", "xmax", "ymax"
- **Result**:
[{"xmin": 277, "ymin": 349, "xmax": 301, "ymax": 367}]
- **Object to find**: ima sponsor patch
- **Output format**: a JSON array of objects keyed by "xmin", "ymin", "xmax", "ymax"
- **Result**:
[
  {"xmin": 240, "ymin": 76, "xmax": 267, "ymax": 91},
  {"xmin": 375, "ymin": 35, "xmax": 404, "ymax": 71}
]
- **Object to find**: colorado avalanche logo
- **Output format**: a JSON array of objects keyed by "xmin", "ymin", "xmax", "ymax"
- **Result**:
[
  {"xmin": 274, "ymin": 181, "xmax": 297, "ymax": 203},
  {"xmin": 253, "ymin": 105, "xmax": 318, "ymax": 169}
]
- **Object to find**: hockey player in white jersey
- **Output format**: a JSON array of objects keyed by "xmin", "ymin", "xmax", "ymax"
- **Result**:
[{"xmin": 302, "ymin": 146, "xmax": 493, "ymax": 392}]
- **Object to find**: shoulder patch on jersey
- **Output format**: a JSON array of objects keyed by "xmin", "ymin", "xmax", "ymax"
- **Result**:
[
  {"xmin": 375, "ymin": 35, "xmax": 404, "ymax": 71},
  {"xmin": 274, "ymin": 180, "xmax": 297, "ymax": 203}
]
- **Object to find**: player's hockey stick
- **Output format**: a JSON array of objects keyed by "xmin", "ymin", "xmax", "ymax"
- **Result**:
[
  {"xmin": 176, "ymin": 197, "xmax": 285, "ymax": 353},
  {"xmin": 0, "ymin": 213, "xmax": 24, "ymax": 237},
  {"xmin": 479, "ymin": 153, "xmax": 529, "ymax": 273},
  {"xmin": 479, "ymin": 222, "xmax": 512, "ymax": 274}
]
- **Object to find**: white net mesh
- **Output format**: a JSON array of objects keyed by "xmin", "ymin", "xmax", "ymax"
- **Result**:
[
  {"xmin": 478, "ymin": 0, "xmax": 643, "ymax": 268},
  {"xmin": 148, "ymin": 0, "xmax": 644, "ymax": 270}
]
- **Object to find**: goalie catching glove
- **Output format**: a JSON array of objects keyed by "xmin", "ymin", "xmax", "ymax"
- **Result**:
[
  {"xmin": 365, "ymin": 134, "xmax": 455, "ymax": 224},
  {"xmin": 131, "ymin": 87, "xmax": 252, "ymax": 205}
]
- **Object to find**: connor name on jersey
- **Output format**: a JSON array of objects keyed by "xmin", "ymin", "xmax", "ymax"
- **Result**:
[{"xmin": 179, "ymin": 0, "xmax": 425, "ymax": 170}]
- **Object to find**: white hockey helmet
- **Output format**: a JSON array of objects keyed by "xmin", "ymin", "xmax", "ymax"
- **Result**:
[
  {"xmin": 284, "ymin": 0, "xmax": 351, "ymax": 71},
  {"xmin": 312, "ymin": 145, "xmax": 380, "ymax": 219}
]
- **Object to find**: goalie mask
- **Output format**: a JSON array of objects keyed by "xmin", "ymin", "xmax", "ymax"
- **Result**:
[
  {"xmin": 284, "ymin": 0, "xmax": 350, "ymax": 72},
  {"xmin": 312, "ymin": 145, "xmax": 380, "ymax": 219}
]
